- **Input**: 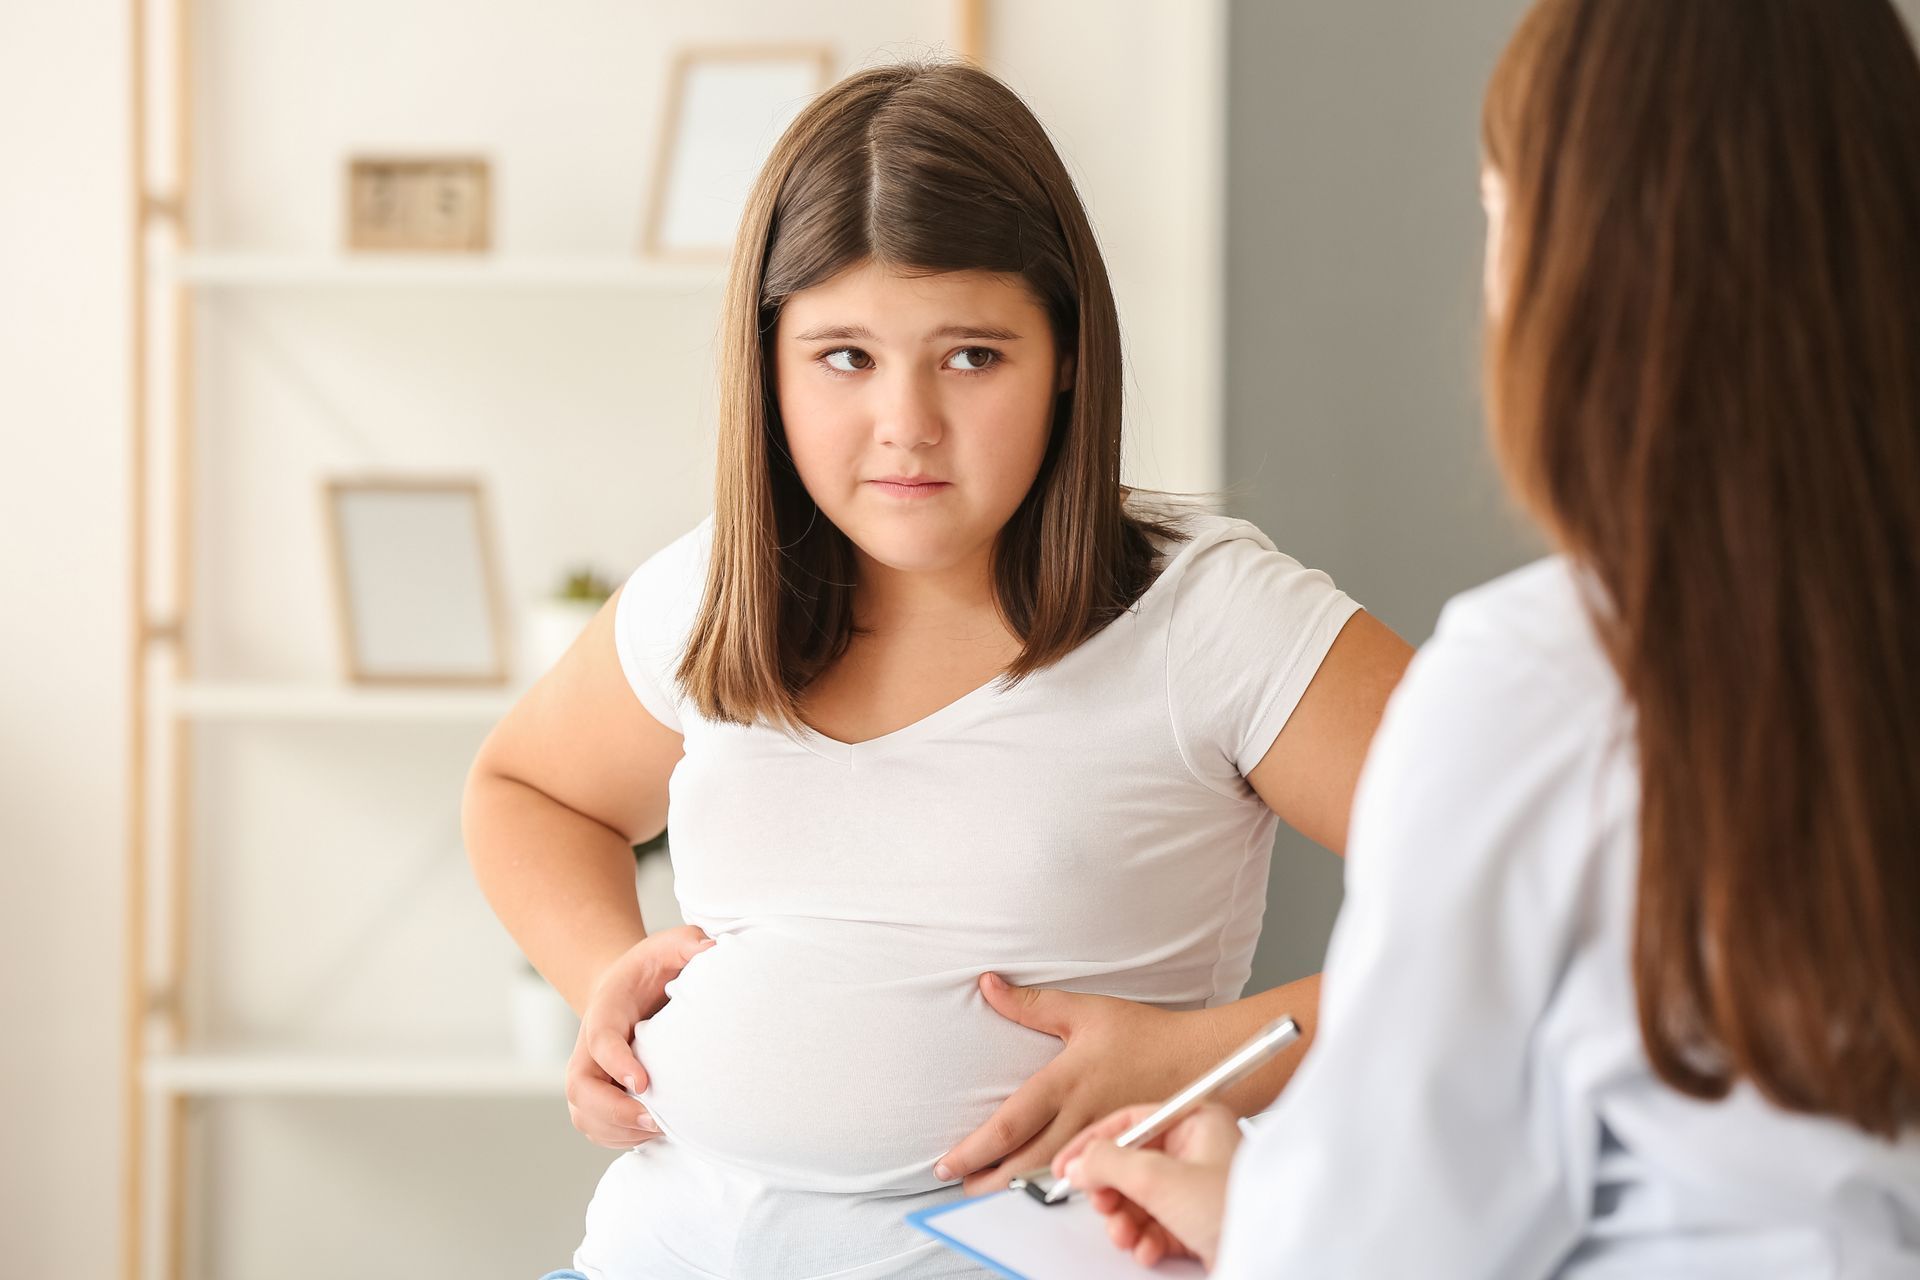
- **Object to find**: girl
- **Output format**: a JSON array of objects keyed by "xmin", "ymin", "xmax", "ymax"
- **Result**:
[
  {"xmin": 462, "ymin": 60, "xmax": 1411, "ymax": 1279},
  {"xmin": 1054, "ymin": 0, "xmax": 1920, "ymax": 1273}
]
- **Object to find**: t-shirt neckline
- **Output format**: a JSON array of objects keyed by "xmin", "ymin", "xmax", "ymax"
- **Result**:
[
  {"xmin": 791, "ymin": 672, "xmax": 1008, "ymax": 765},
  {"xmin": 783, "ymin": 521, "xmax": 1213, "ymax": 766}
]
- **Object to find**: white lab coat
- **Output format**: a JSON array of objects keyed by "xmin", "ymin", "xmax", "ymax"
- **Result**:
[{"xmin": 1215, "ymin": 558, "xmax": 1920, "ymax": 1278}]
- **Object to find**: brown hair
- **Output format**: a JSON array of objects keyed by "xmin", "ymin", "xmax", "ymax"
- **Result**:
[
  {"xmin": 678, "ymin": 61, "xmax": 1174, "ymax": 727},
  {"xmin": 1484, "ymin": 0, "xmax": 1920, "ymax": 1135}
]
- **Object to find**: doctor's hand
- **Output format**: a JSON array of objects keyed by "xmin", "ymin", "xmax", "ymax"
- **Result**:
[
  {"xmin": 565, "ymin": 925, "xmax": 714, "ymax": 1149},
  {"xmin": 1052, "ymin": 1102, "xmax": 1242, "ymax": 1270},
  {"xmin": 938, "ymin": 974, "xmax": 1221, "ymax": 1196}
]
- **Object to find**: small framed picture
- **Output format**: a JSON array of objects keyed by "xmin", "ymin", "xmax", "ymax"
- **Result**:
[
  {"xmin": 323, "ymin": 477, "xmax": 509, "ymax": 685},
  {"xmin": 346, "ymin": 156, "xmax": 491, "ymax": 252},
  {"xmin": 643, "ymin": 45, "xmax": 834, "ymax": 260}
]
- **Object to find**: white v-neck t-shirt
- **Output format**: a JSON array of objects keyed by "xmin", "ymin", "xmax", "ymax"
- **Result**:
[{"xmin": 575, "ymin": 511, "xmax": 1359, "ymax": 1280}]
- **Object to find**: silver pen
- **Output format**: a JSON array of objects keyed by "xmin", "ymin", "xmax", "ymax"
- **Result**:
[{"xmin": 1039, "ymin": 1015, "xmax": 1300, "ymax": 1205}]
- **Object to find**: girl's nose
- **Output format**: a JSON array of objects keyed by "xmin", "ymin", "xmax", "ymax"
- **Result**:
[{"xmin": 872, "ymin": 369, "xmax": 944, "ymax": 451}]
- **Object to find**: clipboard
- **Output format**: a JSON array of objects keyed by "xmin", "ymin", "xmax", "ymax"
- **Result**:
[{"xmin": 907, "ymin": 1189, "xmax": 1205, "ymax": 1279}]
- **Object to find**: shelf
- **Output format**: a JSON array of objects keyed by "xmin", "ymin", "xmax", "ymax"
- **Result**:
[
  {"xmin": 167, "ymin": 680, "xmax": 520, "ymax": 724},
  {"xmin": 144, "ymin": 1050, "xmax": 566, "ymax": 1097},
  {"xmin": 159, "ymin": 251, "xmax": 726, "ymax": 292}
]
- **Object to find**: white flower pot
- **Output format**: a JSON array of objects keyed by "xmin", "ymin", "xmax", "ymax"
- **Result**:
[
  {"xmin": 636, "ymin": 850, "xmax": 683, "ymax": 932},
  {"xmin": 508, "ymin": 968, "xmax": 580, "ymax": 1064},
  {"xmin": 524, "ymin": 598, "xmax": 604, "ymax": 678}
]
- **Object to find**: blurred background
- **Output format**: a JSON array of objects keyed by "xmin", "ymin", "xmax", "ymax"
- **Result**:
[{"xmin": 7, "ymin": 0, "xmax": 1806, "ymax": 1273}]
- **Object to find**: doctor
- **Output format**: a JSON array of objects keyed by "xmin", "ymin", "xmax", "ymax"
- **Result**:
[{"xmin": 1052, "ymin": 0, "xmax": 1920, "ymax": 1272}]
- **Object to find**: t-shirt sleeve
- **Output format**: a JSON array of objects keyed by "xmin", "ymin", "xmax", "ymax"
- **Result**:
[
  {"xmin": 611, "ymin": 518, "xmax": 713, "ymax": 734},
  {"xmin": 1166, "ymin": 522, "xmax": 1361, "ymax": 797}
]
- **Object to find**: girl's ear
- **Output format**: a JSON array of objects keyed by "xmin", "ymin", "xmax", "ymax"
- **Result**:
[{"xmin": 1056, "ymin": 352, "xmax": 1077, "ymax": 394}]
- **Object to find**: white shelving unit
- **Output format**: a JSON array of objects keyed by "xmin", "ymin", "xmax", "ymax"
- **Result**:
[
  {"xmin": 143, "ymin": 1051, "xmax": 563, "ymax": 1099},
  {"xmin": 165, "ymin": 680, "xmax": 520, "ymax": 724},
  {"xmin": 162, "ymin": 250, "xmax": 725, "ymax": 292},
  {"xmin": 120, "ymin": 6, "xmax": 991, "ymax": 1278}
]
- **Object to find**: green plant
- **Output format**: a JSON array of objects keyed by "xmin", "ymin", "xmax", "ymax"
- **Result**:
[{"xmin": 556, "ymin": 566, "xmax": 615, "ymax": 602}]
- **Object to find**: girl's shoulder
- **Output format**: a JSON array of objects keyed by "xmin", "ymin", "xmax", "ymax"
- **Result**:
[
  {"xmin": 612, "ymin": 517, "xmax": 714, "ymax": 732},
  {"xmin": 1136, "ymin": 505, "xmax": 1361, "ymax": 795},
  {"xmin": 1134, "ymin": 505, "xmax": 1342, "ymax": 626},
  {"xmin": 621, "ymin": 517, "xmax": 714, "ymax": 617},
  {"xmin": 1144, "ymin": 506, "xmax": 1270, "ymax": 571}
]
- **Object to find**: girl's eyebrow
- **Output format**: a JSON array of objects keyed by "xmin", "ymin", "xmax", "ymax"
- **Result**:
[
  {"xmin": 790, "ymin": 323, "xmax": 1024, "ymax": 343},
  {"xmin": 930, "ymin": 324, "xmax": 1022, "ymax": 342},
  {"xmin": 791, "ymin": 323, "xmax": 874, "ymax": 342}
]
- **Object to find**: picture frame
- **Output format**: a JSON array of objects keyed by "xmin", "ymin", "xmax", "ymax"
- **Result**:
[
  {"xmin": 323, "ymin": 476, "xmax": 510, "ymax": 685},
  {"xmin": 345, "ymin": 155, "xmax": 492, "ymax": 252},
  {"xmin": 642, "ymin": 45, "xmax": 834, "ymax": 261}
]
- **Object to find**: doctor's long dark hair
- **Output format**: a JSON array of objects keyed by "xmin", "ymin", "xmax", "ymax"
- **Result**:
[
  {"xmin": 1484, "ymin": 0, "xmax": 1920, "ymax": 1135},
  {"xmin": 677, "ymin": 61, "xmax": 1172, "ymax": 729}
]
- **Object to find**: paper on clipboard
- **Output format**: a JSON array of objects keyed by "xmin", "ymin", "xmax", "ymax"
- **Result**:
[{"xmin": 907, "ymin": 1190, "xmax": 1206, "ymax": 1279}]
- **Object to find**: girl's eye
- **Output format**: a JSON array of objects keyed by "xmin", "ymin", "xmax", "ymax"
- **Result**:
[
  {"xmin": 945, "ymin": 347, "xmax": 1000, "ymax": 373},
  {"xmin": 822, "ymin": 348, "xmax": 873, "ymax": 374}
]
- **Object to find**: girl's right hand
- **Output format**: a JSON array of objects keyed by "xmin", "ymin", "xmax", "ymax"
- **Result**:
[{"xmin": 564, "ymin": 925, "xmax": 715, "ymax": 1149}]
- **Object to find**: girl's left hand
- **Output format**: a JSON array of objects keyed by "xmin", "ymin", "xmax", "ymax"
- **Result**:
[{"xmin": 936, "ymin": 973, "xmax": 1222, "ymax": 1195}]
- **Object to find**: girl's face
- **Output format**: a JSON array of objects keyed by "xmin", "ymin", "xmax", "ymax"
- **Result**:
[
  {"xmin": 1481, "ymin": 166, "xmax": 1511, "ymax": 320},
  {"xmin": 773, "ymin": 260, "xmax": 1072, "ymax": 580}
]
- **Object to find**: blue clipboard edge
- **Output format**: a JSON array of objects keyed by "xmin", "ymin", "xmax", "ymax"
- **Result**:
[{"xmin": 906, "ymin": 1194, "xmax": 1032, "ymax": 1280}]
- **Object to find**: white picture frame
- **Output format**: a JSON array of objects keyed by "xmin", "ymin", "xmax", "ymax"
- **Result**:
[
  {"xmin": 643, "ymin": 45, "xmax": 834, "ymax": 261},
  {"xmin": 323, "ymin": 476, "xmax": 510, "ymax": 686}
]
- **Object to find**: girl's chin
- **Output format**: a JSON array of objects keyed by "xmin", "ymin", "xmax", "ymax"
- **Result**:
[{"xmin": 843, "ymin": 527, "xmax": 990, "ymax": 577}]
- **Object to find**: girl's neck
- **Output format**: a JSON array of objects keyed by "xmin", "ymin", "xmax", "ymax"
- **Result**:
[{"xmin": 853, "ymin": 546, "xmax": 1005, "ymax": 640}]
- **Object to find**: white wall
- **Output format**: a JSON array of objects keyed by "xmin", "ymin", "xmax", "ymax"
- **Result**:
[
  {"xmin": 0, "ymin": 2, "xmax": 131, "ymax": 1275},
  {"xmin": 990, "ymin": 1, "xmax": 1226, "ymax": 495},
  {"xmin": 0, "ymin": 2, "xmax": 1223, "ymax": 1275}
]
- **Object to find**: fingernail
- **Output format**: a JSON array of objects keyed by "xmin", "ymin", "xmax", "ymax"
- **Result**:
[
  {"xmin": 983, "ymin": 973, "xmax": 1005, "ymax": 990},
  {"xmin": 1065, "ymin": 1159, "xmax": 1085, "ymax": 1184},
  {"xmin": 636, "ymin": 1113, "xmax": 659, "ymax": 1133},
  {"xmin": 624, "ymin": 1075, "xmax": 639, "ymax": 1095},
  {"xmin": 934, "ymin": 1161, "xmax": 953, "ymax": 1181}
]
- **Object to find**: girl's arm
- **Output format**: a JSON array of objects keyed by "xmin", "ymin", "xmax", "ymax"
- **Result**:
[
  {"xmin": 1244, "ymin": 609, "xmax": 1413, "ymax": 856},
  {"xmin": 465, "ymin": 588, "xmax": 708, "ymax": 1150},
  {"xmin": 461, "ymin": 586, "xmax": 684, "ymax": 1010}
]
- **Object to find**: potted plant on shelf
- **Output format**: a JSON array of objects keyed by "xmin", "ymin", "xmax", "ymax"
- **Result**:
[{"xmin": 508, "ymin": 956, "xmax": 579, "ymax": 1064}]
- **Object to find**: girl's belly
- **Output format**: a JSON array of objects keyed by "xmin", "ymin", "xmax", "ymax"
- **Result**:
[{"xmin": 632, "ymin": 923, "xmax": 1062, "ymax": 1195}]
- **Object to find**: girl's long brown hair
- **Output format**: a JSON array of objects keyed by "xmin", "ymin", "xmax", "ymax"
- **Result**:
[
  {"xmin": 679, "ymin": 61, "xmax": 1173, "ymax": 728},
  {"xmin": 1484, "ymin": 0, "xmax": 1920, "ymax": 1135}
]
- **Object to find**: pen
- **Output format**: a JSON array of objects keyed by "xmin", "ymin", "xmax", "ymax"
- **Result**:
[{"xmin": 1042, "ymin": 1015, "xmax": 1300, "ymax": 1204}]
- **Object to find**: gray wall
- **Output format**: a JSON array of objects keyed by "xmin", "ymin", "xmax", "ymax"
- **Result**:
[
  {"xmin": 1232, "ymin": 0, "xmax": 1920, "ymax": 992},
  {"xmin": 1228, "ymin": 0, "xmax": 1540, "ymax": 990}
]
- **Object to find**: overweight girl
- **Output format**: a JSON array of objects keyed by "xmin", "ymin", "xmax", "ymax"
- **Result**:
[{"xmin": 462, "ymin": 61, "xmax": 1410, "ymax": 1279}]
